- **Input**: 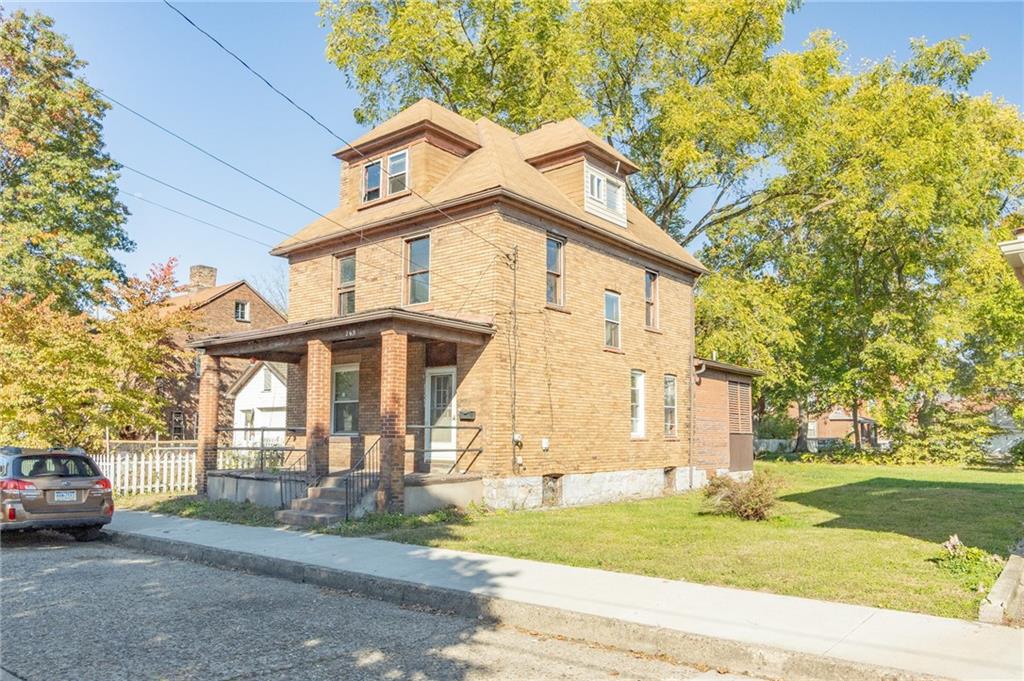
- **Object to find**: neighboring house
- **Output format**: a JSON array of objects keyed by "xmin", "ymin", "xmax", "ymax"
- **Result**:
[
  {"xmin": 190, "ymin": 99, "xmax": 756, "ymax": 518},
  {"xmin": 787, "ymin": 404, "xmax": 879, "ymax": 449},
  {"xmin": 999, "ymin": 225, "xmax": 1024, "ymax": 287},
  {"xmin": 227, "ymin": 362, "xmax": 288, "ymax": 447},
  {"xmin": 162, "ymin": 265, "xmax": 287, "ymax": 440}
]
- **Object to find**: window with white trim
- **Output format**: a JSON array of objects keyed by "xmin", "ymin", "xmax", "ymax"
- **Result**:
[
  {"xmin": 262, "ymin": 367, "xmax": 272, "ymax": 392},
  {"xmin": 387, "ymin": 150, "xmax": 408, "ymax": 194},
  {"xmin": 604, "ymin": 290, "xmax": 620, "ymax": 348},
  {"xmin": 331, "ymin": 365, "xmax": 359, "ymax": 435},
  {"xmin": 233, "ymin": 301, "xmax": 250, "ymax": 322},
  {"xmin": 406, "ymin": 235, "xmax": 430, "ymax": 304},
  {"xmin": 363, "ymin": 160, "xmax": 381, "ymax": 202},
  {"xmin": 546, "ymin": 236, "xmax": 564, "ymax": 305},
  {"xmin": 644, "ymin": 270, "xmax": 658, "ymax": 328},
  {"xmin": 664, "ymin": 374, "xmax": 677, "ymax": 437},
  {"xmin": 583, "ymin": 160, "xmax": 627, "ymax": 227},
  {"xmin": 336, "ymin": 253, "xmax": 356, "ymax": 315},
  {"xmin": 630, "ymin": 370, "xmax": 645, "ymax": 437},
  {"xmin": 362, "ymin": 148, "xmax": 409, "ymax": 203}
]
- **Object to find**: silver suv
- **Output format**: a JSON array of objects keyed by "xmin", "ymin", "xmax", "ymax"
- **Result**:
[{"xmin": 0, "ymin": 447, "xmax": 114, "ymax": 541}]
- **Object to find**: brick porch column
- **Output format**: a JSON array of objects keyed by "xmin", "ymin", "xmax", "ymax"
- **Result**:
[
  {"xmin": 195, "ymin": 354, "xmax": 220, "ymax": 495},
  {"xmin": 379, "ymin": 329, "xmax": 407, "ymax": 512},
  {"xmin": 305, "ymin": 339, "xmax": 332, "ymax": 477}
]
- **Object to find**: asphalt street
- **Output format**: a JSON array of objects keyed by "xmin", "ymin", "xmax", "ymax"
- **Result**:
[{"xmin": 0, "ymin": 530, "xmax": 741, "ymax": 680}]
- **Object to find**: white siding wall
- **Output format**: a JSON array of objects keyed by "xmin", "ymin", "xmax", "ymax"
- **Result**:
[{"xmin": 232, "ymin": 366, "xmax": 288, "ymax": 446}]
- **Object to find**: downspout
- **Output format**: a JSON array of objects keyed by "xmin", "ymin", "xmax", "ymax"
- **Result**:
[{"xmin": 692, "ymin": 358, "xmax": 707, "ymax": 490}]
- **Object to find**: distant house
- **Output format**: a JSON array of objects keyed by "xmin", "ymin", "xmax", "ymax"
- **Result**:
[
  {"xmin": 786, "ymin": 404, "xmax": 879, "ymax": 449},
  {"xmin": 999, "ymin": 224, "xmax": 1024, "ymax": 286},
  {"xmin": 188, "ymin": 99, "xmax": 758, "ymax": 522},
  {"xmin": 227, "ymin": 362, "xmax": 288, "ymax": 447},
  {"xmin": 161, "ymin": 265, "xmax": 286, "ymax": 440}
]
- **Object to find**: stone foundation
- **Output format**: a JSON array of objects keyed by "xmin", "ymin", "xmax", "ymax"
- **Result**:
[{"xmin": 484, "ymin": 466, "xmax": 715, "ymax": 510}]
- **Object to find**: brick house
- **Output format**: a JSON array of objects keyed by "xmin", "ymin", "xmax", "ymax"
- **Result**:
[
  {"xmin": 999, "ymin": 224, "xmax": 1024, "ymax": 287},
  {"xmin": 190, "ymin": 99, "xmax": 756, "ymax": 520},
  {"xmin": 161, "ymin": 265, "xmax": 285, "ymax": 439}
]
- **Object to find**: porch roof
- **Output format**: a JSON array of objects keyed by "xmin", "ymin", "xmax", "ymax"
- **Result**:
[{"xmin": 189, "ymin": 307, "xmax": 495, "ymax": 362}]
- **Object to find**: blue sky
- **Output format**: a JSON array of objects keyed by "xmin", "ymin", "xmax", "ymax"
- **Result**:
[{"xmin": 11, "ymin": 1, "xmax": 1024, "ymax": 292}]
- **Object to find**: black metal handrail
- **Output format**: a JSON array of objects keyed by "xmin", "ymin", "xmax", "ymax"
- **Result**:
[
  {"xmin": 343, "ymin": 437, "xmax": 381, "ymax": 520},
  {"xmin": 405, "ymin": 425, "xmax": 483, "ymax": 474}
]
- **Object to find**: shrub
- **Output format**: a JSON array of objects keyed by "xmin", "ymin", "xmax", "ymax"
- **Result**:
[
  {"xmin": 934, "ymin": 535, "xmax": 1004, "ymax": 593},
  {"xmin": 756, "ymin": 413, "xmax": 798, "ymax": 440},
  {"xmin": 703, "ymin": 471, "xmax": 781, "ymax": 521},
  {"xmin": 1009, "ymin": 439, "xmax": 1024, "ymax": 466}
]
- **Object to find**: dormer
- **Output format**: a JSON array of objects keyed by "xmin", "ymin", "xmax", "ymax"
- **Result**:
[
  {"xmin": 333, "ymin": 99, "xmax": 480, "ymax": 214},
  {"xmin": 515, "ymin": 119, "xmax": 638, "ymax": 229}
]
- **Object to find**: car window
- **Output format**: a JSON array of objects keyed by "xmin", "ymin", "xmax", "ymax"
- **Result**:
[{"xmin": 15, "ymin": 456, "xmax": 98, "ymax": 478}]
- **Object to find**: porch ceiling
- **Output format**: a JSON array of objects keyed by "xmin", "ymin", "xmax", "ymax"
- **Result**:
[{"xmin": 188, "ymin": 307, "xmax": 495, "ymax": 362}]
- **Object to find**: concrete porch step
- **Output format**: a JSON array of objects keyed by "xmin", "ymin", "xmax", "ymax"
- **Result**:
[
  {"xmin": 318, "ymin": 471, "xmax": 376, "ymax": 489},
  {"xmin": 274, "ymin": 509, "xmax": 346, "ymax": 528},
  {"xmin": 305, "ymin": 486, "xmax": 350, "ymax": 501},
  {"xmin": 290, "ymin": 497, "xmax": 350, "ymax": 514}
]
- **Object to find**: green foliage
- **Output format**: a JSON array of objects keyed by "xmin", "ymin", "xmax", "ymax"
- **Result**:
[
  {"xmin": 0, "ymin": 10, "xmax": 132, "ymax": 311},
  {"xmin": 0, "ymin": 260, "xmax": 192, "ymax": 449},
  {"xmin": 703, "ymin": 471, "xmax": 781, "ymax": 521},
  {"xmin": 934, "ymin": 534, "xmax": 1004, "ymax": 596},
  {"xmin": 1010, "ymin": 439, "xmax": 1024, "ymax": 466},
  {"xmin": 756, "ymin": 413, "xmax": 798, "ymax": 439},
  {"xmin": 121, "ymin": 494, "xmax": 279, "ymax": 527},
  {"xmin": 321, "ymin": 506, "xmax": 472, "ymax": 536}
]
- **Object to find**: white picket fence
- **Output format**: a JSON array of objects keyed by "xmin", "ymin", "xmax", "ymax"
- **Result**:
[{"xmin": 93, "ymin": 445, "xmax": 197, "ymax": 496}]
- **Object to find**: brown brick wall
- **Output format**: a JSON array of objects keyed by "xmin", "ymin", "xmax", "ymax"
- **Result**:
[
  {"xmin": 305, "ymin": 339, "xmax": 332, "ymax": 476},
  {"xmin": 195, "ymin": 355, "xmax": 221, "ymax": 493}
]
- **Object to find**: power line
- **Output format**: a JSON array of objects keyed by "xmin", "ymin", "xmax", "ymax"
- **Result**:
[
  {"xmin": 161, "ymin": 0, "xmax": 508, "ymax": 256},
  {"xmin": 123, "ymin": 192, "xmax": 276, "ymax": 248}
]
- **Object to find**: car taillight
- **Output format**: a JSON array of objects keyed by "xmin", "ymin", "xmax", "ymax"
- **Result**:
[
  {"xmin": 90, "ymin": 478, "xmax": 112, "ymax": 495},
  {"xmin": 1, "ymin": 479, "xmax": 39, "ymax": 497},
  {"xmin": 7, "ymin": 507, "xmax": 15, "ymax": 520}
]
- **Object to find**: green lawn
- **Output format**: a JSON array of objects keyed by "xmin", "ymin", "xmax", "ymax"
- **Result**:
[
  {"xmin": 117, "ymin": 492, "xmax": 279, "ymax": 527},
  {"xmin": 375, "ymin": 462, "xmax": 1024, "ymax": 620}
]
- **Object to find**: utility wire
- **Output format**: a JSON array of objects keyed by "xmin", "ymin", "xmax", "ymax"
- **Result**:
[
  {"xmin": 161, "ymin": 0, "xmax": 508, "ymax": 256},
  {"xmin": 124, "ymin": 192, "xmax": 276, "ymax": 248}
]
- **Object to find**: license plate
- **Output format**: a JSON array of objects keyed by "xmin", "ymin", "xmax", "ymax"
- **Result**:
[{"xmin": 53, "ymin": 490, "xmax": 77, "ymax": 502}]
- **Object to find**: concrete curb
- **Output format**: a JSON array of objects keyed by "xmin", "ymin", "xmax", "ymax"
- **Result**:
[
  {"xmin": 980, "ymin": 553, "xmax": 1024, "ymax": 624},
  {"xmin": 108, "ymin": 530, "xmax": 946, "ymax": 681}
]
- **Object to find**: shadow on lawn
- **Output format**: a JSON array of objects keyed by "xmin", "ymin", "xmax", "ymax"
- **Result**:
[{"xmin": 783, "ymin": 477, "xmax": 1024, "ymax": 555}]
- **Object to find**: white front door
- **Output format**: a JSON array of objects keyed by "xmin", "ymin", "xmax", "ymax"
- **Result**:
[{"xmin": 424, "ymin": 367, "xmax": 457, "ymax": 462}]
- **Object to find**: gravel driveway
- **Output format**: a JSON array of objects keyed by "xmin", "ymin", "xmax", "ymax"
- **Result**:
[{"xmin": 0, "ymin": 531, "xmax": 728, "ymax": 680}]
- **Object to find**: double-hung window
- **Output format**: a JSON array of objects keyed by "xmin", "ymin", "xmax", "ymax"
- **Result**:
[
  {"xmin": 664, "ymin": 375, "xmax": 677, "ymax": 437},
  {"xmin": 584, "ymin": 161, "xmax": 627, "ymax": 227},
  {"xmin": 363, "ymin": 160, "xmax": 382, "ymax": 202},
  {"xmin": 546, "ymin": 236, "xmax": 564, "ymax": 305},
  {"xmin": 630, "ymin": 370, "xmax": 645, "ymax": 437},
  {"xmin": 262, "ymin": 367, "xmax": 272, "ymax": 392},
  {"xmin": 234, "ymin": 301, "xmax": 250, "ymax": 322},
  {"xmin": 406, "ymin": 235, "xmax": 430, "ymax": 304},
  {"xmin": 362, "ymin": 149, "xmax": 409, "ymax": 203},
  {"xmin": 332, "ymin": 365, "xmax": 359, "ymax": 435},
  {"xmin": 337, "ymin": 253, "xmax": 356, "ymax": 315},
  {"xmin": 644, "ymin": 270, "xmax": 659, "ymax": 328},
  {"xmin": 604, "ymin": 290, "xmax": 620, "ymax": 348},
  {"xmin": 387, "ymin": 150, "xmax": 408, "ymax": 194}
]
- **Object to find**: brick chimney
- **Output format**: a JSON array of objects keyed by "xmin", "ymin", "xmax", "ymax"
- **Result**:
[{"xmin": 188, "ymin": 265, "xmax": 217, "ymax": 292}]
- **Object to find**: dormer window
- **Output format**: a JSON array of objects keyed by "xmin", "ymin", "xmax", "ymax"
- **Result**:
[
  {"xmin": 584, "ymin": 160, "xmax": 626, "ymax": 227},
  {"xmin": 362, "ymin": 149, "xmax": 409, "ymax": 203}
]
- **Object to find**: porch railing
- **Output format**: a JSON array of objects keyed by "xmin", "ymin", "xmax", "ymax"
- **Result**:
[
  {"xmin": 214, "ymin": 427, "xmax": 308, "ymax": 474},
  {"xmin": 406, "ymin": 425, "xmax": 483, "ymax": 474},
  {"xmin": 343, "ymin": 437, "xmax": 381, "ymax": 520}
]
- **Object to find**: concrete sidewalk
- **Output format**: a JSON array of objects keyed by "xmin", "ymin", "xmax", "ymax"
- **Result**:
[{"xmin": 108, "ymin": 512, "xmax": 1023, "ymax": 681}]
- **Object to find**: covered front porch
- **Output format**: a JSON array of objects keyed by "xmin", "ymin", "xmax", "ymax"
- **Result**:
[{"xmin": 191, "ymin": 308, "xmax": 494, "ymax": 513}]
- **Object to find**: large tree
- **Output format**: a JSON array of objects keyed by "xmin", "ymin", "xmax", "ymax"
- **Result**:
[
  {"xmin": 0, "ymin": 9, "xmax": 132, "ymax": 311},
  {"xmin": 320, "ymin": 0, "xmax": 822, "ymax": 244},
  {"xmin": 0, "ymin": 260, "xmax": 192, "ymax": 449}
]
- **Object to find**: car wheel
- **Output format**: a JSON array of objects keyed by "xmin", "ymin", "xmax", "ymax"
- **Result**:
[{"xmin": 71, "ymin": 525, "xmax": 103, "ymax": 542}]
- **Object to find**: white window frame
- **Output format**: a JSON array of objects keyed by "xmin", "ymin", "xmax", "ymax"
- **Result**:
[
  {"xmin": 234, "ymin": 301, "xmax": 250, "ymax": 322},
  {"xmin": 331, "ymin": 364, "xmax": 360, "ymax": 435},
  {"xmin": 644, "ymin": 270, "xmax": 659, "ymax": 329},
  {"xmin": 630, "ymin": 370, "xmax": 646, "ymax": 438},
  {"xmin": 604, "ymin": 290, "xmax": 621, "ymax": 349},
  {"xmin": 583, "ymin": 159, "xmax": 627, "ymax": 227},
  {"xmin": 336, "ymin": 252, "xmax": 356, "ymax": 316},
  {"xmin": 546, "ymin": 235, "xmax": 565, "ymax": 306},
  {"xmin": 405, "ymin": 234, "xmax": 431, "ymax": 305},
  {"xmin": 262, "ymin": 367, "xmax": 272, "ymax": 392},
  {"xmin": 664, "ymin": 374, "xmax": 677, "ymax": 437},
  {"xmin": 387, "ymin": 149, "xmax": 409, "ymax": 195}
]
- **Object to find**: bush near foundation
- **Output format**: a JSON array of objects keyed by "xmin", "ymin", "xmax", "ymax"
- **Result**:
[{"xmin": 703, "ymin": 471, "xmax": 781, "ymax": 521}]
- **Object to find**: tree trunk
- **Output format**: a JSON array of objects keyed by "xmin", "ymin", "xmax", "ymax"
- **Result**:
[
  {"xmin": 795, "ymin": 402, "xmax": 808, "ymax": 452},
  {"xmin": 851, "ymin": 401, "xmax": 862, "ymax": 451}
]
